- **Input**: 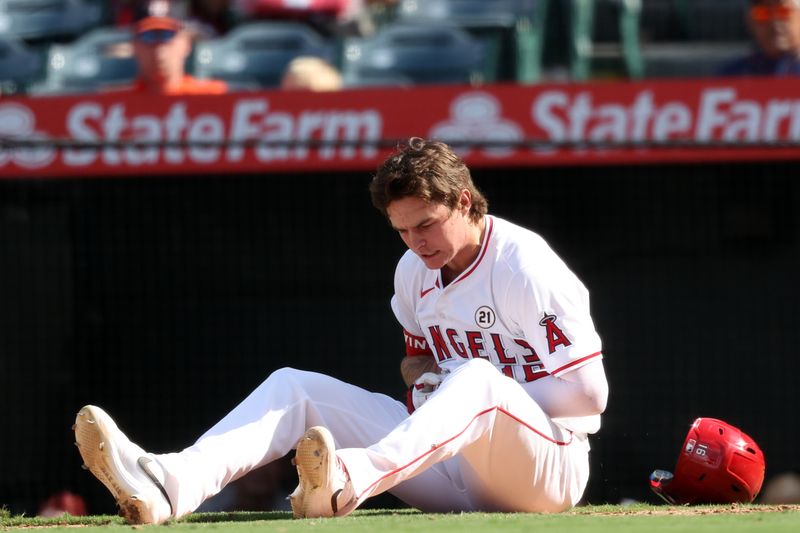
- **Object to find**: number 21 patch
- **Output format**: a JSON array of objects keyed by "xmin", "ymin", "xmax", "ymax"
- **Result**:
[{"xmin": 475, "ymin": 306, "xmax": 496, "ymax": 328}]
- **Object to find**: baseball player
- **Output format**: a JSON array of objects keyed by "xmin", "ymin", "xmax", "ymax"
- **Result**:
[{"xmin": 74, "ymin": 138, "xmax": 608, "ymax": 523}]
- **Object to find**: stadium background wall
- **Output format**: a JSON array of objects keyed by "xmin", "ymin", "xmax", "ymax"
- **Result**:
[{"xmin": 1, "ymin": 161, "xmax": 798, "ymax": 515}]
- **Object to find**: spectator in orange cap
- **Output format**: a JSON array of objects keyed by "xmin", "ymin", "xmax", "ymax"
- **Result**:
[
  {"xmin": 129, "ymin": 8, "xmax": 228, "ymax": 94},
  {"xmin": 719, "ymin": 0, "xmax": 800, "ymax": 76}
]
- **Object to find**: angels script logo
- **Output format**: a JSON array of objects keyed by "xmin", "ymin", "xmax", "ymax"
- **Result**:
[{"xmin": 0, "ymin": 103, "xmax": 56, "ymax": 169}]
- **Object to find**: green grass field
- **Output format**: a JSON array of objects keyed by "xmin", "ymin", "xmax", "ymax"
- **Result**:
[{"xmin": 1, "ymin": 505, "xmax": 799, "ymax": 532}]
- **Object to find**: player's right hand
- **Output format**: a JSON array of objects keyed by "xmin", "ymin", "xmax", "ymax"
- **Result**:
[{"xmin": 411, "ymin": 372, "xmax": 443, "ymax": 410}]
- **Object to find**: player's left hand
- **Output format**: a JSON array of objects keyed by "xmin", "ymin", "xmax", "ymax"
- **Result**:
[{"xmin": 411, "ymin": 372, "xmax": 443, "ymax": 410}]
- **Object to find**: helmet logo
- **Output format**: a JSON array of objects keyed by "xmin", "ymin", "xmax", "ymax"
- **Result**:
[{"xmin": 685, "ymin": 439, "xmax": 696, "ymax": 454}]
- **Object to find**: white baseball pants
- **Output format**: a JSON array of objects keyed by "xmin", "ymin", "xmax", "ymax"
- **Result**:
[{"xmin": 155, "ymin": 358, "xmax": 590, "ymax": 517}]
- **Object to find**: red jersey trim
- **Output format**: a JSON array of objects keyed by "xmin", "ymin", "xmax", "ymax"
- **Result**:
[
  {"xmin": 450, "ymin": 216, "xmax": 494, "ymax": 287},
  {"xmin": 551, "ymin": 352, "xmax": 603, "ymax": 376},
  {"xmin": 356, "ymin": 404, "xmax": 573, "ymax": 501},
  {"xmin": 419, "ymin": 278, "xmax": 441, "ymax": 298}
]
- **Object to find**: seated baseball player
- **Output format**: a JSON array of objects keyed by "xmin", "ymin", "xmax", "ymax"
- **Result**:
[{"xmin": 74, "ymin": 138, "xmax": 608, "ymax": 522}]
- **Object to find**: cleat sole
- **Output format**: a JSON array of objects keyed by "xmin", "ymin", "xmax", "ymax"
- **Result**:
[{"xmin": 291, "ymin": 427, "xmax": 337, "ymax": 519}]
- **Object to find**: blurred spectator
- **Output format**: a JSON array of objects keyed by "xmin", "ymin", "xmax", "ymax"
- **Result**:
[
  {"xmin": 37, "ymin": 491, "xmax": 87, "ymax": 518},
  {"xmin": 719, "ymin": 0, "xmax": 800, "ymax": 76},
  {"xmin": 237, "ymin": 0, "xmax": 373, "ymax": 37},
  {"xmin": 338, "ymin": 0, "xmax": 377, "ymax": 37},
  {"xmin": 123, "ymin": 3, "xmax": 228, "ymax": 94},
  {"xmin": 363, "ymin": 0, "xmax": 398, "ymax": 28},
  {"xmin": 110, "ymin": 0, "xmax": 152, "ymax": 26},
  {"xmin": 187, "ymin": 0, "xmax": 241, "ymax": 38},
  {"xmin": 280, "ymin": 55, "xmax": 343, "ymax": 91},
  {"xmin": 760, "ymin": 472, "xmax": 800, "ymax": 504}
]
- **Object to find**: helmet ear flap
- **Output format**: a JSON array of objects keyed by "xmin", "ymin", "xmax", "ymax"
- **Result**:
[
  {"xmin": 650, "ymin": 418, "xmax": 766, "ymax": 505},
  {"xmin": 649, "ymin": 469, "xmax": 677, "ymax": 504}
]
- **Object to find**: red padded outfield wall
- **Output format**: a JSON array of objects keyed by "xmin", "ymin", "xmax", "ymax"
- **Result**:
[{"xmin": 2, "ymin": 77, "xmax": 800, "ymax": 179}]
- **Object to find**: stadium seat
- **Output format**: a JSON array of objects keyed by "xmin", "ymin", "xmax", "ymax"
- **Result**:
[
  {"xmin": 641, "ymin": 42, "xmax": 752, "ymax": 78},
  {"xmin": 0, "ymin": 0, "xmax": 104, "ymax": 44},
  {"xmin": 341, "ymin": 23, "xmax": 484, "ymax": 86},
  {"xmin": 341, "ymin": 70, "xmax": 414, "ymax": 89},
  {"xmin": 672, "ymin": 0, "xmax": 750, "ymax": 42},
  {"xmin": 395, "ymin": 0, "xmax": 547, "ymax": 83},
  {"xmin": 568, "ymin": 0, "xmax": 644, "ymax": 80},
  {"xmin": 0, "ymin": 34, "xmax": 44, "ymax": 95},
  {"xmin": 192, "ymin": 21, "xmax": 336, "ymax": 89},
  {"xmin": 636, "ymin": 0, "xmax": 751, "ymax": 78},
  {"xmin": 27, "ymin": 27, "xmax": 137, "ymax": 96}
]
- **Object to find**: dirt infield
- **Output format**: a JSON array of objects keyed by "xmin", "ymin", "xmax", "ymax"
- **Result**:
[{"xmin": 576, "ymin": 503, "xmax": 800, "ymax": 516}]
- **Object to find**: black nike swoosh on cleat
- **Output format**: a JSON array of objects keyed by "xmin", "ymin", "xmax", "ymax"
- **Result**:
[
  {"xmin": 137, "ymin": 456, "xmax": 175, "ymax": 516},
  {"xmin": 331, "ymin": 488, "xmax": 342, "ymax": 514}
]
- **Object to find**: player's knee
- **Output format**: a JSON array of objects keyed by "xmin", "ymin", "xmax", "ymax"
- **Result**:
[
  {"xmin": 266, "ymin": 367, "xmax": 335, "ymax": 397},
  {"xmin": 461, "ymin": 357, "xmax": 497, "ymax": 375},
  {"xmin": 265, "ymin": 366, "xmax": 312, "ymax": 391},
  {"xmin": 463, "ymin": 358, "xmax": 518, "ymax": 398},
  {"xmin": 268, "ymin": 366, "xmax": 300, "ymax": 380},
  {"xmin": 452, "ymin": 358, "xmax": 504, "ymax": 386}
]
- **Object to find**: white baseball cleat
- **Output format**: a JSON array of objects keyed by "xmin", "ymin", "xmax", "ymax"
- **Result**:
[
  {"xmin": 289, "ymin": 426, "xmax": 357, "ymax": 518},
  {"xmin": 73, "ymin": 405, "xmax": 173, "ymax": 524}
]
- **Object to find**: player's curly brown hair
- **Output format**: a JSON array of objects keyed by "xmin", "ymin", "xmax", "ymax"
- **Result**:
[{"xmin": 369, "ymin": 137, "xmax": 488, "ymax": 223}]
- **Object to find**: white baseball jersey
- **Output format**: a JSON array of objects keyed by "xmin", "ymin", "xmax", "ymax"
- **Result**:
[{"xmin": 391, "ymin": 215, "xmax": 604, "ymax": 433}]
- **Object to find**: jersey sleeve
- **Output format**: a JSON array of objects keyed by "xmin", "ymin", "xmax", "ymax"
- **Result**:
[
  {"xmin": 505, "ymin": 261, "xmax": 602, "ymax": 377},
  {"xmin": 391, "ymin": 253, "xmax": 434, "ymax": 357}
]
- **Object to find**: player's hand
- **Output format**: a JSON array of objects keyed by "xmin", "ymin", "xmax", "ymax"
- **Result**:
[{"xmin": 411, "ymin": 372, "xmax": 443, "ymax": 410}]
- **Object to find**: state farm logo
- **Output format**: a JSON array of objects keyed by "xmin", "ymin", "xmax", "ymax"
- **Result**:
[
  {"xmin": 432, "ymin": 86, "xmax": 800, "ymax": 154},
  {"xmin": 60, "ymin": 99, "xmax": 381, "ymax": 167},
  {"xmin": 0, "ymin": 103, "xmax": 56, "ymax": 169},
  {"xmin": 429, "ymin": 92, "xmax": 523, "ymax": 157},
  {"xmin": 531, "ymin": 87, "xmax": 800, "ymax": 144},
  {"xmin": 0, "ymin": 97, "xmax": 385, "ymax": 172}
]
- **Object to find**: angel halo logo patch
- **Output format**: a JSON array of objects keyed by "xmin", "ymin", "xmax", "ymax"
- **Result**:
[{"xmin": 475, "ymin": 306, "xmax": 496, "ymax": 328}]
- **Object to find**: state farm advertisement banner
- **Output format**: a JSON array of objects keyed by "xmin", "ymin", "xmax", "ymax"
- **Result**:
[{"xmin": 2, "ymin": 78, "xmax": 800, "ymax": 178}]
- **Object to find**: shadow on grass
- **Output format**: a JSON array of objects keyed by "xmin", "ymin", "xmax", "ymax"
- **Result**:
[
  {"xmin": 0, "ymin": 508, "xmax": 424, "ymax": 528},
  {"xmin": 181, "ymin": 511, "xmax": 292, "ymax": 523}
]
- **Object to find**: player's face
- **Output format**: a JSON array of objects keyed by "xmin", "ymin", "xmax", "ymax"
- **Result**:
[{"xmin": 387, "ymin": 192, "xmax": 480, "ymax": 277}]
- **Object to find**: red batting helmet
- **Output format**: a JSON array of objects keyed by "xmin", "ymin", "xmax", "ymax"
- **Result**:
[{"xmin": 650, "ymin": 418, "xmax": 765, "ymax": 504}]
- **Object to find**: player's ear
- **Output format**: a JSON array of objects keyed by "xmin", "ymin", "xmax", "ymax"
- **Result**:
[{"xmin": 458, "ymin": 189, "xmax": 472, "ymax": 214}]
